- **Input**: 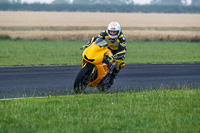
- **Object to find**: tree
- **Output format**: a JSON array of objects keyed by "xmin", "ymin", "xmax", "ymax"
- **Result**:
[
  {"xmin": 73, "ymin": 0, "xmax": 134, "ymax": 5},
  {"xmin": 52, "ymin": 0, "xmax": 70, "ymax": 4},
  {"xmin": 72, "ymin": 0, "xmax": 90, "ymax": 4},
  {"xmin": 0, "ymin": 0, "xmax": 10, "ymax": 3},
  {"xmin": 151, "ymin": 0, "xmax": 183, "ymax": 5},
  {"xmin": 106, "ymin": 0, "xmax": 134, "ymax": 4},
  {"xmin": 191, "ymin": 0, "xmax": 200, "ymax": 5}
]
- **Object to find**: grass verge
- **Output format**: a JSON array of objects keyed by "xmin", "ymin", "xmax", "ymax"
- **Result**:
[
  {"xmin": 0, "ymin": 89, "xmax": 200, "ymax": 133},
  {"xmin": 0, "ymin": 40, "xmax": 83, "ymax": 66},
  {"xmin": 0, "ymin": 40, "xmax": 200, "ymax": 66}
]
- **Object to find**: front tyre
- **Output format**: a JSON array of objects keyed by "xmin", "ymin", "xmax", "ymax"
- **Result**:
[{"xmin": 73, "ymin": 63, "xmax": 94, "ymax": 94}]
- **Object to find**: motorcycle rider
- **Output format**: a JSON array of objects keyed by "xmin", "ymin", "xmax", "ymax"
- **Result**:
[{"xmin": 81, "ymin": 21, "xmax": 127, "ymax": 86}]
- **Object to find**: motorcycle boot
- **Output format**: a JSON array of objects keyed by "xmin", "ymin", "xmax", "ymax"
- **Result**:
[{"xmin": 109, "ymin": 68, "xmax": 119, "ymax": 85}]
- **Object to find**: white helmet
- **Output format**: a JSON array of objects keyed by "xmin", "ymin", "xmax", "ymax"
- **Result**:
[{"xmin": 107, "ymin": 21, "xmax": 121, "ymax": 39}]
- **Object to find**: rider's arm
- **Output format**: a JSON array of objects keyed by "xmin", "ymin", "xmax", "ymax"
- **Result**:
[
  {"xmin": 98, "ymin": 30, "xmax": 107, "ymax": 39},
  {"xmin": 81, "ymin": 36, "xmax": 97, "ymax": 50},
  {"xmin": 84, "ymin": 30, "xmax": 106, "ymax": 46},
  {"xmin": 115, "ymin": 34, "xmax": 127, "ymax": 60},
  {"xmin": 86, "ymin": 37, "xmax": 97, "ymax": 46}
]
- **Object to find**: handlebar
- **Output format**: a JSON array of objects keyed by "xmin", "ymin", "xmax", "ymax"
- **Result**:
[{"xmin": 104, "ymin": 53, "xmax": 110, "ymax": 60}]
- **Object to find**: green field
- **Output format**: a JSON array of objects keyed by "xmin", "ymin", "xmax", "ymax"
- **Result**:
[
  {"xmin": 1, "ymin": 40, "xmax": 200, "ymax": 132},
  {"xmin": 0, "ymin": 89, "xmax": 200, "ymax": 133},
  {"xmin": 0, "ymin": 40, "xmax": 200, "ymax": 66}
]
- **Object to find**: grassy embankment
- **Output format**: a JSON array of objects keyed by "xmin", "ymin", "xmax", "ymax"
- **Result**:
[
  {"xmin": 0, "ymin": 89, "xmax": 200, "ymax": 133},
  {"xmin": 0, "ymin": 40, "xmax": 200, "ymax": 66}
]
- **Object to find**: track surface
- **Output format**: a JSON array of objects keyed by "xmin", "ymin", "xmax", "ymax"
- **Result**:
[{"xmin": 0, "ymin": 64, "xmax": 200, "ymax": 99}]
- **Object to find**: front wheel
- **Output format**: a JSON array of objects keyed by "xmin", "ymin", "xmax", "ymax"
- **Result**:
[{"xmin": 73, "ymin": 63, "xmax": 94, "ymax": 94}]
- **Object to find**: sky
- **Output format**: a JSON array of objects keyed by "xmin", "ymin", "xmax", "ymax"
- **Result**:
[{"xmin": 20, "ymin": 0, "xmax": 151, "ymax": 5}]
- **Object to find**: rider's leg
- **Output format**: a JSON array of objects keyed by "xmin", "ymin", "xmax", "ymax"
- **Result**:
[
  {"xmin": 109, "ymin": 68, "xmax": 119, "ymax": 85},
  {"xmin": 109, "ymin": 59, "xmax": 125, "ymax": 85}
]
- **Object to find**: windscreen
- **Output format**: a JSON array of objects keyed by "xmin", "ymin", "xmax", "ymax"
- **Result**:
[{"xmin": 95, "ymin": 38, "xmax": 108, "ymax": 48}]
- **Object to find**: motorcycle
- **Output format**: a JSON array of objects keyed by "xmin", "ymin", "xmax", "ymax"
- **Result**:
[{"xmin": 73, "ymin": 38, "xmax": 123, "ymax": 94}]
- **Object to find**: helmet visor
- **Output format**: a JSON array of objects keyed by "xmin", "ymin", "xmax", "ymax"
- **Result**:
[{"xmin": 108, "ymin": 30, "xmax": 119, "ymax": 36}]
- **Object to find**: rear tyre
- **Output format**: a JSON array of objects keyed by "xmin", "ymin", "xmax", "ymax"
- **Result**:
[{"xmin": 73, "ymin": 63, "xmax": 94, "ymax": 94}]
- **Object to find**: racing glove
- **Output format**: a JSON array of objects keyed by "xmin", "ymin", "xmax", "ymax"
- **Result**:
[
  {"xmin": 107, "ymin": 55, "xmax": 117, "ymax": 63},
  {"xmin": 80, "ymin": 44, "xmax": 89, "ymax": 50}
]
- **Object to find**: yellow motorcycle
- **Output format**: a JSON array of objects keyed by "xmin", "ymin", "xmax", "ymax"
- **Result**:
[{"xmin": 74, "ymin": 38, "xmax": 123, "ymax": 94}]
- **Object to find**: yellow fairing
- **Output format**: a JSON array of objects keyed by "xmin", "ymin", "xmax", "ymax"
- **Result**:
[
  {"xmin": 87, "ymin": 64, "xmax": 108, "ymax": 86},
  {"xmin": 82, "ymin": 42, "xmax": 113, "ymax": 87}
]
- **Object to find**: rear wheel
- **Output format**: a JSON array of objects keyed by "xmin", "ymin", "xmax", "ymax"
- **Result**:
[{"xmin": 73, "ymin": 63, "xmax": 94, "ymax": 94}]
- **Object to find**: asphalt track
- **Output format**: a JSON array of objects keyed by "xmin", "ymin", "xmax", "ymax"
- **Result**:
[{"xmin": 0, "ymin": 64, "xmax": 200, "ymax": 99}]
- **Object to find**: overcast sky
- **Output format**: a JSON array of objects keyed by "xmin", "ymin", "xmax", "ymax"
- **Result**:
[{"xmin": 20, "ymin": 0, "xmax": 152, "ymax": 4}]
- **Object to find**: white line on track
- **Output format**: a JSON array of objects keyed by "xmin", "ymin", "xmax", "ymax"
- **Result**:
[{"xmin": 0, "ymin": 97, "xmax": 44, "ymax": 101}]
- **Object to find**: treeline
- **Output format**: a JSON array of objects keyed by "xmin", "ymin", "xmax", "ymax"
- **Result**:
[{"xmin": 0, "ymin": 3, "xmax": 200, "ymax": 13}]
